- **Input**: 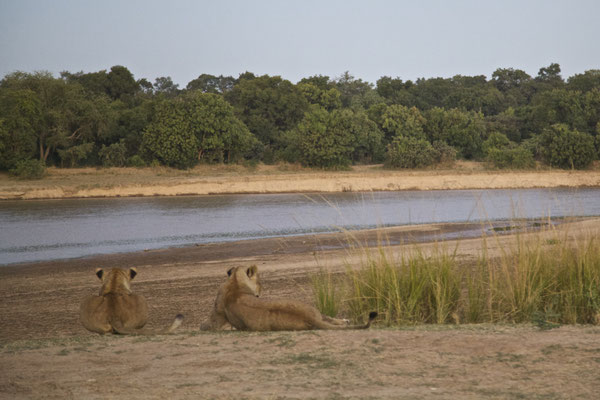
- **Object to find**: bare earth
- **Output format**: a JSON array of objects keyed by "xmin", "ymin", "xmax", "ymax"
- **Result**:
[
  {"xmin": 1, "ymin": 162, "xmax": 599, "ymax": 199},
  {"xmin": 2, "ymin": 218, "xmax": 600, "ymax": 399}
]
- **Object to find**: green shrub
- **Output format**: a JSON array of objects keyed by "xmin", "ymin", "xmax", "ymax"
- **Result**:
[
  {"xmin": 126, "ymin": 155, "xmax": 146, "ymax": 168},
  {"xmin": 385, "ymin": 136, "xmax": 437, "ymax": 168},
  {"xmin": 486, "ymin": 146, "xmax": 535, "ymax": 169},
  {"xmin": 99, "ymin": 140, "xmax": 127, "ymax": 167},
  {"xmin": 432, "ymin": 140, "xmax": 457, "ymax": 164},
  {"xmin": 482, "ymin": 132, "xmax": 511, "ymax": 154},
  {"xmin": 541, "ymin": 124, "xmax": 595, "ymax": 169},
  {"xmin": 57, "ymin": 142, "xmax": 94, "ymax": 167},
  {"xmin": 9, "ymin": 159, "xmax": 46, "ymax": 179}
]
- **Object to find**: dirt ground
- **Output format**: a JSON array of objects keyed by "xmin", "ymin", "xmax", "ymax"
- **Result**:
[
  {"xmin": 1, "ymin": 162, "xmax": 599, "ymax": 199},
  {"xmin": 1, "ymin": 218, "xmax": 600, "ymax": 399}
]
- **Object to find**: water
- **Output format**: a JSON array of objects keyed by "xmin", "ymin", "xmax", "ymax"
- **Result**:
[{"xmin": 1, "ymin": 188, "xmax": 599, "ymax": 265}]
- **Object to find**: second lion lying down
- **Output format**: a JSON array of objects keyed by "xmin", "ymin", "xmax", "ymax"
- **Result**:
[{"xmin": 207, "ymin": 265, "xmax": 376, "ymax": 331}]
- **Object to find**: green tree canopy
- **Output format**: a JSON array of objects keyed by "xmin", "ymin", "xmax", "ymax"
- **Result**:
[
  {"xmin": 293, "ymin": 106, "xmax": 353, "ymax": 168},
  {"xmin": 424, "ymin": 108, "xmax": 486, "ymax": 159},
  {"xmin": 382, "ymin": 105, "xmax": 427, "ymax": 142},
  {"xmin": 226, "ymin": 74, "xmax": 308, "ymax": 150},
  {"xmin": 142, "ymin": 92, "xmax": 257, "ymax": 168},
  {"xmin": 540, "ymin": 124, "xmax": 596, "ymax": 169},
  {"xmin": 141, "ymin": 100, "xmax": 199, "ymax": 169},
  {"xmin": 106, "ymin": 65, "xmax": 139, "ymax": 101},
  {"xmin": 567, "ymin": 70, "xmax": 600, "ymax": 92},
  {"xmin": 0, "ymin": 71, "xmax": 112, "ymax": 165},
  {"xmin": 186, "ymin": 74, "xmax": 236, "ymax": 94}
]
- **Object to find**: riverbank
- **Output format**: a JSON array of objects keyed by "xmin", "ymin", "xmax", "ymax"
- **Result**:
[
  {"xmin": 1, "ymin": 162, "xmax": 600, "ymax": 199},
  {"xmin": 1, "ymin": 218, "xmax": 600, "ymax": 398}
]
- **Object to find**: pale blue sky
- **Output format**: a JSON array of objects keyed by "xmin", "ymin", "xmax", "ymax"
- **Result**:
[{"xmin": 1, "ymin": 0, "xmax": 599, "ymax": 86}]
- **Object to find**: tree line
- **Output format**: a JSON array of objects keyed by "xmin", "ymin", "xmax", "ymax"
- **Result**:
[{"xmin": 1, "ymin": 63, "xmax": 599, "ymax": 177}]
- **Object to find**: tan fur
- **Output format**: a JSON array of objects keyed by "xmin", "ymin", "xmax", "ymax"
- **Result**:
[
  {"xmin": 80, "ymin": 267, "xmax": 183, "ymax": 335},
  {"xmin": 200, "ymin": 266, "xmax": 262, "ymax": 331},
  {"xmin": 222, "ymin": 265, "xmax": 377, "ymax": 331}
]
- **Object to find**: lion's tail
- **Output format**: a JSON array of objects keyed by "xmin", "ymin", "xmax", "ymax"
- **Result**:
[
  {"xmin": 112, "ymin": 314, "xmax": 184, "ymax": 335},
  {"xmin": 350, "ymin": 311, "xmax": 378, "ymax": 330},
  {"xmin": 320, "ymin": 311, "xmax": 377, "ymax": 330}
]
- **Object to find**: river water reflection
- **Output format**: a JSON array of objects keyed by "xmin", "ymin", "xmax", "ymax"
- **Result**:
[{"xmin": 1, "ymin": 188, "xmax": 599, "ymax": 265}]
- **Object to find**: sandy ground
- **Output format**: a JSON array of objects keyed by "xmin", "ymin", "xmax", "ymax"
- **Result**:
[
  {"xmin": 1, "ymin": 218, "xmax": 600, "ymax": 399},
  {"xmin": 1, "ymin": 163, "xmax": 599, "ymax": 199}
]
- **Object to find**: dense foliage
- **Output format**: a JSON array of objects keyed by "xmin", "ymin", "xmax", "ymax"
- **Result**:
[{"xmin": 1, "ymin": 63, "xmax": 599, "ymax": 172}]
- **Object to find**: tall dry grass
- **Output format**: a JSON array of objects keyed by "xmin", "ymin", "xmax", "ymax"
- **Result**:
[{"xmin": 311, "ymin": 225, "xmax": 600, "ymax": 325}]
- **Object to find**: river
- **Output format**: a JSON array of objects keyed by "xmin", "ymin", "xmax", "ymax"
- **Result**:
[{"xmin": 1, "ymin": 188, "xmax": 599, "ymax": 265}]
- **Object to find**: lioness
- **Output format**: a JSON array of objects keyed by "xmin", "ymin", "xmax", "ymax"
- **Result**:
[
  {"xmin": 199, "ymin": 265, "xmax": 262, "ymax": 331},
  {"xmin": 80, "ymin": 267, "xmax": 183, "ymax": 335},
  {"xmin": 200, "ymin": 266, "xmax": 349, "ymax": 330},
  {"xmin": 222, "ymin": 265, "xmax": 377, "ymax": 331}
]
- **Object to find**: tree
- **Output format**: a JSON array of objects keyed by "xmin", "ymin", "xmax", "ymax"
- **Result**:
[
  {"xmin": 0, "ymin": 71, "xmax": 111, "ymax": 165},
  {"xmin": 98, "ymin": 140, "xmax": 127, "ymax": 167},
  {"xmin": 225, "ymin": 74, "xmax": 308, "ymax": 150},
  {"xmin": 330, "ymin": 109, "xmax": 384, "ymax": 163},
  {"xmin": 142, "ymin": 92, "xmax": 257, "ymax": 167},
  {"xmin": 567, "ymin": 70, "xmax": 600, "ymax": 92},
  {"xmin": 153, "ymin": 77, "xmax": 180, "ymax": 97},
  {"xmin": 491, "ymin": 68, "xmax": 535, "ymax": 108},
  {"xmin": 385, "ymin": 136, "xmax": 437, "ymax": 169},
  {"xmin": 444, "ymin": 75, "xmax": 504, "ymax": 115},
  {"xmin": 424, "ymin": 108, "xmax": 486, "ymax": 159},
  {"xmin": 0, "ymin": 88, "xmax": 38, "ymax": 169},
  {"xmin": 482, "ymin": 132, "xmax": 511, "ymax": 156},
  {"xmin": 376, "ymin": 76, "xmax": 415, "ymax": 106},
  {"xmin": 182, "ymin": 92, "xmax": 257, "ymax": 163},
  {"xmin": 106, "ymin": 65, "xmax": 139, "ymax": 101},
  {"xmin": 335, "ymin": 71, "xmax": 383, "ymax": 110},
  {"xmin": 409, "ymin": 77, "xmax": 455, "ymax": 110},
  {"xmin": 536, "ymin": 63, "xmax": 564, "ymax": 88},
  {"xmin": 297, "ymin": 82, "xmax": 341, "ymax": 111},
  {"xmin": 541, "ymin": 124, "xmax": 595, "ymax": 169},
  {"xmin": 485, "ymin": 107, "xmax": 524, "ymax": 142},
  {"xmin": 294, "ymin": 106, "xmax": 354, "ymax": 168},
  {"xmin": 298, "ymin": 75, "xmax": 334, "ymax": 91},
  {"xmin": 141, "ymin": 100, "xmax": 199, "ymax": 169},
  {"xmin": 529, "ymin": 88, "xmax": 587, "ymax": 133},
  {"xmin": 61, "ymin": 70, "xmax": 109, "ymax": 96},
  {"xmin": 186, "ymin": 74, "xmax": 236, "ymax": 93},
  {"xmin": 491, "ymin": 68, "xmax": 532, "ymax": 92},
  {"xmin": 382, "ymin": 105, "xmax": 427, "ymax": 142}
]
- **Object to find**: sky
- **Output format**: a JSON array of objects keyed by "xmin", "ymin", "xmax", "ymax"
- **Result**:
[{"xmin": 1, "ymin": 0, "xmax": 599, "ymax": 87}]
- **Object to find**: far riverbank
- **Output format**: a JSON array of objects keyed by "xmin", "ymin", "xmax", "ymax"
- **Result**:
[{"xmin": 1, "ymin": 162, "xmax": 599, "ymax": 200}]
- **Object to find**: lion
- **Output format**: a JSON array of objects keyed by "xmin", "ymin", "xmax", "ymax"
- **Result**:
[
  {"xmin": 221, "ymin": 265, "xmax": 377, "ymax": 331},
  {"xmin": 80, "ymin": 267, "xmax": 183, "ymax": 335},
  {"xmin": 199, "ymin": 265, "xmax": 263, "ymax": 331}
]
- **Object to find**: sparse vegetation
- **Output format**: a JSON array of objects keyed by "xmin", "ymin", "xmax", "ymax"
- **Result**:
[{"xmin": 311, "ymin": 227, "xmax": 600, "ymax": 325}]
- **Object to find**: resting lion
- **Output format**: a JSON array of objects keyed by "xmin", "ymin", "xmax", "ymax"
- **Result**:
[
  {"xmin": 221, "ymin": 265, "xmax": 377, "ymax": 331},
  {"xmin": 80, "ymin": 267, "xmax": 183, "ymax": 335},
  {"xmin": 199, "ymin": 265, "xmax": 262, "ymax": 331}
]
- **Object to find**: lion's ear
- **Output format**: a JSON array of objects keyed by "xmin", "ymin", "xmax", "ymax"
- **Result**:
[
  {"xmin": 129, "ymin": 268, "xmax": 138, "ymax": 280},
  {"xmin": 227, "ymin": 267, "xmax": 234, "ymax": 277},
  {"xmin": 95, "ymin": 268, "xmax": 104, "ymax": 280},
  {"xmin": 247, "ymin": 265, "xmax": 258, "ymax": 278}
]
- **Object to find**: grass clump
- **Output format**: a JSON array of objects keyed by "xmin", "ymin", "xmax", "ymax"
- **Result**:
[
  {"xmin": 345, "ymin": 246, "xmax": 460, "ymax": 325},
  {"xmin": 310, "ymin": 268, "xmax": 342, "ymax": 318},
  {"xmin": 311, "ymin": 227, "xmax": 600, "ymax": 326}
]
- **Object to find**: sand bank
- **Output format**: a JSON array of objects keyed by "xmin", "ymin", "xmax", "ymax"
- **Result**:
[{"xmin": 1, "ymin": 164, "xmax": 599, "ymax": 200}]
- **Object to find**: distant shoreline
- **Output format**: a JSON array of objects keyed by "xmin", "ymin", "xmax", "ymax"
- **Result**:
[{"xmin": 1, "ymin": 164, "xmax": 599, "ymax": 200}]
